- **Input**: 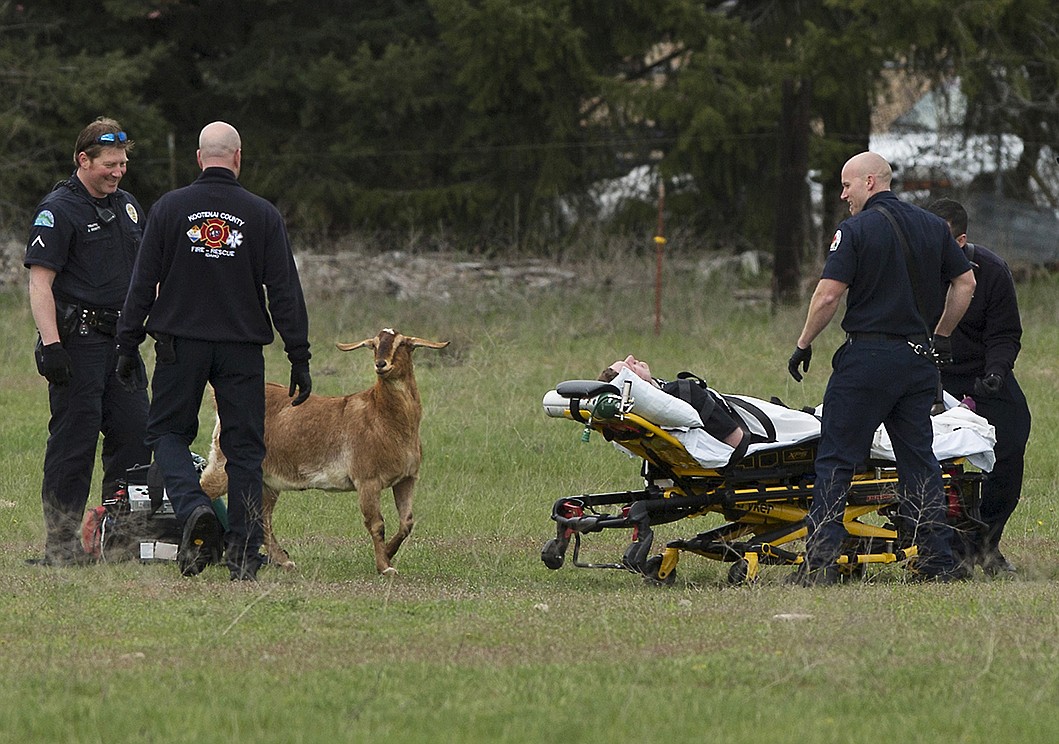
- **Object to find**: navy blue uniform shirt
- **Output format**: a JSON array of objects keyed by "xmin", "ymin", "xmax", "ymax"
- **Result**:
[
  {"xmin": 23, "ymin": 175, "xmax": 145, "ymax": 309},
  {"xmin": 822, "ymin": 191, "xmax": 971, "ymax": 337},
  {"xmin": 116, "ymin": 167, "xmax": 310, "ymax": 365},
  {"xmin": 946, "ymin": 242, "xmax": 1022, "ymax": 378}
]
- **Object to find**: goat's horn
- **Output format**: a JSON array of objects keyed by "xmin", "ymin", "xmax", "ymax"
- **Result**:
[
  {"xmin": 405, "ymin": 337, "xmax": 450, "ymax": 350},
  {"xmin": 336, "ymin": 339, "xmax": 374, "ymax": 351}
]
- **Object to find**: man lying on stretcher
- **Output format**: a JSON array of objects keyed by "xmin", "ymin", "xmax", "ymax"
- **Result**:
[
  {"xmin": 580, "ymin": 355, "xmax": 995, "ymax": 475},
  {"xmin": 598, "ymin": 355, "xmax": 747, "ymax": 450}
]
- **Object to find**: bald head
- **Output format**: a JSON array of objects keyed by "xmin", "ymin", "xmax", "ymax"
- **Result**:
[
  {"xmin": 197, "ymin": 121, "xmax": 241, "ymax": 175},
  {"xmin": 839, "ymin": 151, "xmax": 892, "ymax": 215},
  {"xmin": 844, "ymin": 152, "xmax": 892, "ymax": 185}
]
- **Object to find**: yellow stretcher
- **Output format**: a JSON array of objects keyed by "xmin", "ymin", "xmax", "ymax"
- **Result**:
[{"xmin": 540, "ymin": 379, "xmax": 986, "ymax": 584}]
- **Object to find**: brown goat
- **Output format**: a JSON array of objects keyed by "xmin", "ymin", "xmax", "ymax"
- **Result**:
[{"xmin": 199, "ymin": 329, "xmax": 449, "ymax": 575}]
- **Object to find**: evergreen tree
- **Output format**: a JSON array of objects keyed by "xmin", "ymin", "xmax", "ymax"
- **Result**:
[{"xmin": 0, "ymin": 1, "xmax": 164, "ymax": 227}]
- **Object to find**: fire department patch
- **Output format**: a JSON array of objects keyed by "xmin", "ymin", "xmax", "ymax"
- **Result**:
[
  {"xmin": 187, "ymin": 215, "xmax": 243, "ymax": 258},
  {"xmin": 201, "ymin": 218, "xmax": 230, "ymax": 249},
  {"xmin": 829, "ymin": 229, "xmax": 842, "ymax": 252}
]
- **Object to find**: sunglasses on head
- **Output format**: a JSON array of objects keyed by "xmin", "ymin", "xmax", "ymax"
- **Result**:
[{"xmin": 96, "ymin": 132, "xmax": 128, "ymax": 144}]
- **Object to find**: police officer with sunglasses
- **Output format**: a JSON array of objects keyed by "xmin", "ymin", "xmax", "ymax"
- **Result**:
[{"xmin": 23, "ymin": 117, "xmax": 150, "ymax": 566}]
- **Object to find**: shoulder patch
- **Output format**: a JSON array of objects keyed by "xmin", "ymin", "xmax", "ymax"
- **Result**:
[
  {"xmin": 125, "ymin": 203, "xmax": 139, "ymax": 223},
  {"xmin": 829, "ymin": 229, "xmax": 842, "ymax": 252},
  {"xmin": 34, "ymin": 210, "xmax": 54, "ymax": 228}
]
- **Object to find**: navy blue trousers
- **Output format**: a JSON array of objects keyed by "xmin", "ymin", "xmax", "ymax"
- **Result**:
[
  {"xmin": 808, "ymin": 337, "xmax": 955, "ymax": 575},
  {"xmin": 41, "ymin": 327, "xmax": 149, "ymax": 551},
  {"xmin": 941, "ymin": 371, "xmax": 1031, "ymax": 557},
  {"xmin": 146, "ymin": 338, "xmax": 265, "ymax": 566}
]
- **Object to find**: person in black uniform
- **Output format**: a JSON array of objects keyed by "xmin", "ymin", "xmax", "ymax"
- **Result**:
[
  {"xmin": 114, "ymin": 121, "xmax": 311, "ymax": 581},
  {"xmin": 928, "ymin": 198, "xmax": 1031, "ymax": 577},
  {"xmin": 786, "ymin": 151, "xmax": 976, "ymax": 585},
  {"xmin": 23, "ymin": 117, "xmax": 150, "ymax": 566}
]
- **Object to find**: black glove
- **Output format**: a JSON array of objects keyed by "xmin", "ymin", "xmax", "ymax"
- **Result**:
[
  {"xmin": 931, "ymin": 334, "xmax": 953, "ymax": 367},
  {"xmin": 37, "ymin": 341, "xmax": 72, "ymax": 386},
  {"xmin": 787, "ymin": 345, "xmax": 812, "ymax": 382},
  {"xmin": 152, "ymin": 333, "xmax": 176, "ymax": 365},
  {"xmin": 289, "ymin": 363, "xmax": 312, "ymax": 406},
  {"xmin": 114, "ymin": 350, "xmax": 147, "ymax": 393},
  {"xmin": 974, "ymin": 373, "xmax": 1003, "ymax": 397}
]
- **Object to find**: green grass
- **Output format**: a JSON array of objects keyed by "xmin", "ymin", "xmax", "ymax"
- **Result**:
[{"xmin": 1, "ymin": 254, "xmax": 1058, "ymax": 743}]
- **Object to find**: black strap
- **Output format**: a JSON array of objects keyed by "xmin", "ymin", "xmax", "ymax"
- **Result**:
[
  {"xmin": 871, "ymin": 204, "xmax": 932, "ymax": 339},
  {"xmin": 59, "ymin": 176, "xmax": 120, "ymax": 224},
  {"xmin": 770, "ymin": 395, "xmax": 820, "ymax": 419},
  {"xmin": 675, "ymin": 371, "xmax": 708, "ymax": 386},
  {"xmin": 722, "ymin": 395, "xmax": 777, "ymax": 444},
  {"xmin": 663, "ymin": 378, "xmax": 717, "ymax": 421}
]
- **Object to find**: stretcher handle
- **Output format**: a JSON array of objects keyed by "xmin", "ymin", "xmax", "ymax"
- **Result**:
[
  {"xmin": 555, "ymin": 380, "xmax": 622, "ymax": 426},
  {"xmin": 555, "ymin": 380, "xmax": 620, "ymax": 399}
]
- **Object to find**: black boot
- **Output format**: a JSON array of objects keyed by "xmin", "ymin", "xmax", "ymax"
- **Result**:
[
  {"xmin": 28, "ymin": 500, "xmax": 93, "ymax": 566},
  {"xmin": 177, "ymin": 504, "xmax": 223, "ymax": 577},
  {"xmin": 227, "ymin": 548, "xmax": 265, "ymax": 581}
]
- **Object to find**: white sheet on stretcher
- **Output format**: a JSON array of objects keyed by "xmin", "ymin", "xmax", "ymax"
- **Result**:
[
  {"xmin": 677, "ymin": 393, "xmax": 995, "ymax": 472},
  {"xmin": 542, "ymin": 380, "xmax": 996, "ymax": 472}
]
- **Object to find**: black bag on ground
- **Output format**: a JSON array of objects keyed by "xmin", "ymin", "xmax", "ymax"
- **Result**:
[{"xmin": 82, "ymin": 463, "xmax": 182, "ymax": 561}]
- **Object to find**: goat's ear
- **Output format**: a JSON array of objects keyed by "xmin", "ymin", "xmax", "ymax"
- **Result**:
[
  {"xmin": 405, "ymin": 337, "xmax": 450, "ymax": 350},
  {"xmin": 336, "ymin": 339, "xmax": 375, "ymax": 352}
]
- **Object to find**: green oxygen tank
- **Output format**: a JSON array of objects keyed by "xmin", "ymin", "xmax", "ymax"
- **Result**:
[
  {"xmin": 582, "ymin": 393, "xmax": 623, "ymax": 443},
  {"xmin": 591, "ymin": 394, "xmax": 622, "ymax": 420},
  {"xmin": 210, "ymin": 498, "xmax": 229, "ymax": 531}
]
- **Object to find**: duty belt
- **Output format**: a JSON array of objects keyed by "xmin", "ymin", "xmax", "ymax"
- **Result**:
[
  {"xmin": 53, "ymin": 298, "xmax": 121, "ymax": 339},
  {"xmin": 77, "ymin": 306, "xmax": 121, "ymax": 336},
  {"xmin": 846, "ymin": 332, "xmax": 932, "ymax": 358},
  {"xmin": 846, "ymin": 332, "xmax": 927, "ymax": 344}
]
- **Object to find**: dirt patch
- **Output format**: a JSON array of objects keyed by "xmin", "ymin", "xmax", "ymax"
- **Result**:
[
  {"xmin": 296, "ymin": 251, "xmax": 583, "ymax": 300},
  {"xmin": 0, "ymin": 238, "xmax": 589, "ymax": 299},
  {"xmin": 1, "ymin": 235, "xmax": 773, "ymax": 301}
]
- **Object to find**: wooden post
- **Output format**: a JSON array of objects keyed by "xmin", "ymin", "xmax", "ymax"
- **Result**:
[{"xmin": 654, "ymin": 179, "xmax": 666, "ymax": 335}]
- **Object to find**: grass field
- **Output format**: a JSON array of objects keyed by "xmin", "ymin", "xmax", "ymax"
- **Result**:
[{"xmin": 1, "ymin": 250, "xmax": 1057, "ymax": 743}]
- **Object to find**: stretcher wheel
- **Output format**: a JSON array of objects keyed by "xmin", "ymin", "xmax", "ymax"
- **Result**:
[
  {"xmin": 839, "ymin": 562, "xmax": 866, "ymax": 581},
  {"xmin": 541, "ymin": 539, "xmax": 565, "ymax": 570},
  {"xmin": 727, "ymin": 559, "xmax": 752, "ymax": 585},
  {"xmin": 642, "ymin": 555, "xmax": 676, "ymax": 586}
]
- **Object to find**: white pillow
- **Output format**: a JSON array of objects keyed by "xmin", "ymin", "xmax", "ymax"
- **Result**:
[{"xmin": 610, "ymin": 367, "xmax": 703, "ymax": 429}]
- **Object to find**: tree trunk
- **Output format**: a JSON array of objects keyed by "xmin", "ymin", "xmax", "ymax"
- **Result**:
[
  {"xmin": 773, "ymin": 77, "xmax": 813, "ymax": 307},
  {"xmin": 820, "ymin": 76, "xmax": 872, "ymax": 252}
]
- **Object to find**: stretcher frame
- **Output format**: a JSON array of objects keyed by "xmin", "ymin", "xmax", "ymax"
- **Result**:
[{"xmin": 541, "ymin": 380, "xmax": 986, "ymax": 584}]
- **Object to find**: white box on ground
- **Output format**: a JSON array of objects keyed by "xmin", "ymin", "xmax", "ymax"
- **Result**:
[
  {"xmin": 140, "ymin": 541, "xmax": 178, "ymax": 561},
  {"xmin": 128, "ymin": 483, "xmax": 174, "ymax": 515}
]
